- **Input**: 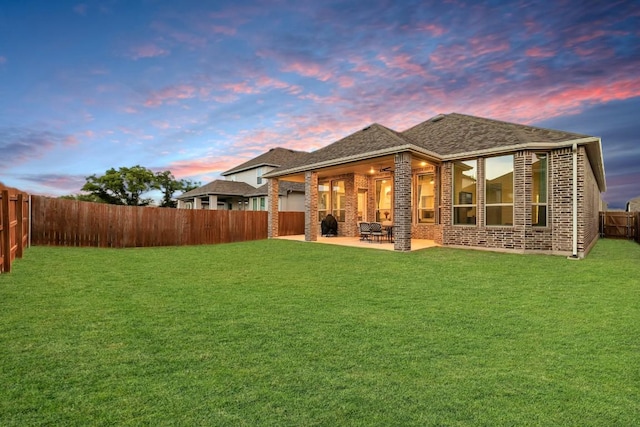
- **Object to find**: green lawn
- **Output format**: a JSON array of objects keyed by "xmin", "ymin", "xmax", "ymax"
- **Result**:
[{"xmin": 1, "ymin": 239, "xmax": 639, "ymax": 426}]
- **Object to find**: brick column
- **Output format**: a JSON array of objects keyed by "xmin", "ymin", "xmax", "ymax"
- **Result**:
[
  {"xmin": 267, "ymin": 179, "xmax": 279, "ymax": 238},
  {"xmin": 394, "ymin": 152, "xmax": 412, "ymax": 251},
  {"xmin": 305, "ymin": 171, "xmax": 318, "ymax": 242}
]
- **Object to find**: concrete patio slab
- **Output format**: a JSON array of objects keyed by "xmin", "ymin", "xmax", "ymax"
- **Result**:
[{"xmin": 274, "ymin": 234, "xmax": 439, "ymax": 251}]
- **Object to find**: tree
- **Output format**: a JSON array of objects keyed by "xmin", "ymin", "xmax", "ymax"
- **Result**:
[
  {"xmin": 82, "ymin": 165, "xmax": 156, "ymax": 206},
  {"xmin": 59, "ymin": 194, "xmax": 104, "ymax": 203},
  {"xmin": 155, "ymin": 171, "xmax": 200, "ymax": 208}
]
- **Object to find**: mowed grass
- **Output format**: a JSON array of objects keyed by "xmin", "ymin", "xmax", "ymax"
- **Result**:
[{"xmin": 1, "ymin": 239, "xmax": 639, "ymax": 426}]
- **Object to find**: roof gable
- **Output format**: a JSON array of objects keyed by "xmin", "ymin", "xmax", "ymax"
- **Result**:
[
  {"xmin": 222, "ymin": 147, "xmax": 308, "ymax": 176},
  {"xmin": 264, "ymin": 123, "xmax": 413, "ymax": 176}
]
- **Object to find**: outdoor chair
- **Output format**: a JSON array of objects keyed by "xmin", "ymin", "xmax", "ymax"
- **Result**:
[
  {"xmin": 369, "ymin": 222, "xmax": 384, "ymax": 243},
  {"xmin": 358, "ymin": 222, "xmax": 371, "ymax": 241}
]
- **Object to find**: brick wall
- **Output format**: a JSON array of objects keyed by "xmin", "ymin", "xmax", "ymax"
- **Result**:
[
  {"xmin": 580, "ymin": 147, "xmax": 601, "ymax": 255},
  {"xmin": 304, "ymin": 171, "xmax": 318, "ymax": 241},
  {"xmin": 439, "ymin": 148, "xmax": 601, "ymax": 255},
  {"xmin": 394, "ymin": 152, "xmax": 412, "ymax": 251},
  {"xmin": 267, "ymin": 179, "xmax": 279, "ymax": 238},
  {"xmin": 551, "ymin": 148, "xmax": 573, "ymax": 253}
]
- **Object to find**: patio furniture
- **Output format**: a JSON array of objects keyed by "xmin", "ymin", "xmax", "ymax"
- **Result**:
[
  {"xmin": 358, "ymin": 222, "xmax": 371, "ymax": 241},
  {"xmin": 370, "ymin": 222, "xmax": 384, "ymax": 243}
]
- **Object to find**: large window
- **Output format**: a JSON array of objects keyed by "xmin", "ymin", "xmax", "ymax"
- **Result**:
[
  {"xmin": 318, "ymin": 182, "xmax": 330, "ymax": 221},
  {"xmin": 256, "ymin": 167, "xmax": 263, "ymax": 185},
  {"xmin": 485, "ymin": 155, "xmax": 514, "ymax": 226},
  {"xmin": 332, "ymin": 180, "xmax": 346, "ymax": 222},
  {"xmin": 318, "ymin": 180, "xmax": 345, "ymax": 222},
  {"xmin": 453, "ymin": 160, "xmax": 477, "ymax": 225},
  {"xmin": 416, "ymin": 173, "xmax": 435, "ymax": 223},
  {"xmin": 532, "ymin": 153, "xmax": 548, "ymax": 226},
  {"xmin": 375, "ymin": 179, "xmax": 393, "ymax": 222}
]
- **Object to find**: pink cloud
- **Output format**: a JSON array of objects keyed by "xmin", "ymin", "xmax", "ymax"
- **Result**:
[
  {"xmin": 282, "ymin": 61, "xmax": 333, "ymax": 82},
  {"xmin": 222, "ymin": 82, "xmax": 259, "ymax": 94},
  {"xmin": 210, "ymin": 25, "xmax": 236, "ymax": 36},
  {"xmin": 525, "ymin": 46, "xmax": 556, "ymax": 58},
  {"xmin": 566, "ymin": 30, "xmax": 608, "ymax": 46},
  {"xmin": 488, "ymin": 60, "xmax": 516, "ymax": 73},
  {"xmin": 414, "ymin": 23, "xmax": 447, "ymax": 37},
  {"xmin": 169, "ymin": 156, "xmax": 240, "ymax": 178},
  {"xmin": 377, "ymin": 52, "xmax": 430, "ymax": 79},
  {"xmin": 127, "ymin": 43, "xmax": 170, "ymax": 60},
  {"xmin": 145, "ymin": 84, "xmax": 197, "ymax": 107}
]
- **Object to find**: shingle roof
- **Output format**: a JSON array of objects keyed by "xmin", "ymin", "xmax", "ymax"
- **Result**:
[
  {"xmin": 222, "ymin": 147, "xmax": 308, "ymax": 176},
  {"xmin": 263, "ymin": 123, "xmax": 414, "ymax": 176},
  {"xmin": 264, "ymin": 113, "xmax": 601, "ymax": 184},
  {"xmin": 176, "ymin": 180, "xmax": 256, "ymax": 199},
  {"xmin": 402, "ymin": 113, "xmax": 592, "ymax": 157}
]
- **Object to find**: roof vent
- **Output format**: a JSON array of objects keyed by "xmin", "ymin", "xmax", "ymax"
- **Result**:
[
  {"xmin": 430, "ymin": 114, "xmax": 446, "ymax": 122},
  {"xmin": 362, "ymin": 126, "xmax": 371, "ymax": 131}
]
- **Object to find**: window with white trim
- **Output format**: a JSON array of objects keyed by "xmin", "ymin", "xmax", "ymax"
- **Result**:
[
  {"xmin": 256, "ymin": 167, "xmax": 263, "ymax": 185},
  {"xmin": 485, "ymin": 155, "xmax": 514, "ymax": 226},
  {"xmin": 453, "ymin": 160, "xmax": 477, "ymax": 225},
  {"xmin": 416, "ymin": 173, "xmax": 435, "ymax": 223},
  {"xmin": 532, "ymin": 153, "xmax": 548, "ymax": 227}
]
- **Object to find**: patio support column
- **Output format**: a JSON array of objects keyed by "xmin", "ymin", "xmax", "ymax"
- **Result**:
[
  {"xmin": 209, "ymin": 195, "xmax": 217, "ymax": 210},
  {"xmin": 194, "ymin": 198, "xmax": 202, "ymax": 209},
  {"xmin": 268, "ymin": 179, "xmax": 279, "ymax": 238},
  {"xmin": 394, "ymin": 151, "xmax": 412, "ymax": 251},
  {"xmin": 305, "ymin": 171, "xmax": 318, "ymax": 242}
]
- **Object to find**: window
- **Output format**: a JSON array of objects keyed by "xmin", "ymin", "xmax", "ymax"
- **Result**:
[
  {"xmin": 453, "ymin": 160, "xmax": 477, "ymax": 225},
  {"xmin": 318, "ymin": 182, "xmax": 329, "ymax": 221},
  {"xmin": 256, "ymin": 168, "xmax": 263, "ymax": 185},
  {"xmin": 259, "ymin": 197, "xmax": 266, "ymax": 211},
  {"xmin": 416, "ymin": 173, "xmax": 435, "ymax": 223},
  {"xmin": 375, "ymin": 179, "xmax": 392, "ymax": 222},
  {"xmin": 332, "ymin": 180, "xmax": 346, "ymax": 222},
  {"xmin": 317, "ymin": 180, "xmax": 345, "ymax": 222},
  {"xmin": 485, "ymin": 155, "xmax": 514, "ymax": 226},
  {"xmin": 532, "ymin": 153, "xmax": 548, "ymax": 226},
  {"xmin": 252, "ymin": 198, "xmax": 258, "ymax": 211}
]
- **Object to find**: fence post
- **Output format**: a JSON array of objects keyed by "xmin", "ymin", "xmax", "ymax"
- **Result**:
[
  {"xmin": 1, "ymin": 190, "xmax": 11, "ymax": 273},
  {"xmin": 16, "ymin": 193, "xmax": 24, "ymax": 258}
]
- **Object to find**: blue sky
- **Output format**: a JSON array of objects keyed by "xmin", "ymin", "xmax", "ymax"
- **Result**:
[{"xmin": 1, "ymin": 0, "xmax": 638, "ymax": 208}]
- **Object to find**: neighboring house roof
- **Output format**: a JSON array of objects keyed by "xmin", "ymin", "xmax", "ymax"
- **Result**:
[
  {"xmin": 177, "ymin": 179, "xmax": 305, "ymax": 200},
  {"xmin": 245, "ymin": 181, "xmax": 305, "ymax": 197},
  {"xmin": 177, "ymin": 180, "xmax": 256, "ymax": 199},
  {"xmin": 222, "ymin": 147, "xmax": 308, "ymax": 176},
  {"xmin": 264, "ymin": 112, "xmax": 606, "ymax": 192}
]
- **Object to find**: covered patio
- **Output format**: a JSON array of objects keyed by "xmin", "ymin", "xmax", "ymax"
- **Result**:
[{"xmin": 275, "ymin": 234, "xmax": 439, "ymax": 252}]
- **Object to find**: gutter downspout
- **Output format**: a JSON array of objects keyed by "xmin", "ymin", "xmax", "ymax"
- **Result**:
[{"xmin": 570, "ymin": 143, "xmax": 579, "ymax": 259}]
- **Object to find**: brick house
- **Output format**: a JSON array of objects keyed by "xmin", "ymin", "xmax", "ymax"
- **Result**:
[
  {"xmin": 264, "ymin": 113, "xmax": 606, "ymax": 257},
  {"xmin": 177, "ymin": 147, "xmax": 307, "ymax": 211}
]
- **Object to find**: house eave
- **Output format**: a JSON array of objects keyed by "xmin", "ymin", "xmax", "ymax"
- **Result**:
[{"xmin": 264, "ymin": 145, "xmax": 441, "ymax": 178}]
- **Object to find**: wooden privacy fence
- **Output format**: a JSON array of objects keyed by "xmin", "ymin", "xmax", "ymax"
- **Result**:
[
  {"xmin": 599, "ymin": 211, "xmax": 639, "ymax": 243},
  {"xmin": 31, "ymin": 196, "xmax": 305, "ymax": 248},
  {"xmin": 0, "ymin": 185, "xmax": 29, "ymax": 273}
]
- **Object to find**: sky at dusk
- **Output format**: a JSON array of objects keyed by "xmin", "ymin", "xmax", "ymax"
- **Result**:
[{"xmin": 1, "ymin": 0, "xmax": 639, "ymax": 208}]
